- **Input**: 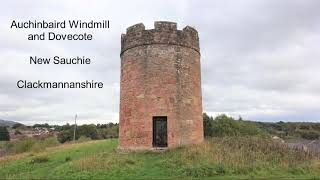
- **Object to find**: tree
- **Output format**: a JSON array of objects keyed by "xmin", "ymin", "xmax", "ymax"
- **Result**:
[
  {"xmin": 203, "ymin": 113, "xmax": 267, "ymax": 137},
  {"xmin": 33, "ymin": 123, "xmax": 50, "ymax": 128},
  {"xmin": 212, "ymin": 114, "xmax": 241, "ymax": 137},
  {"xmin": 57, "ymin": 130, "xmax": 73, "ymax": 143},
  {"xmin": 77, "ymin": 124, "xmax": 98, "ymax": 140},
  {"xmin": 203, "ymin": 113, "xmax": 214, "ymax": 137},
  {"xmin": 0, "ymin": 126, "xmax": 10, "ymax": 141}
]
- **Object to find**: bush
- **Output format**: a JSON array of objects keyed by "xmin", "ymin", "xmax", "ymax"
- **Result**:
[
  {"xmin": 0, "ymin": 126, "xmax": 10, "ymax": 141},
  {"xmin": 77, "ymin": 124, "xmax": 99, "ymax": 140},
  {"xmin": 42, "ymin": 136, "xmax": 59, "ymax": 147},
  {"xmin": 299, "ymin": 130, "xmax": 320, "ymax": 140},
  {"xmin": 180, "ymin": 164, "xmax": 216, "ymax": 177},
  {"xmin": 6, "ymin": 136, "xmax": 60, "ymax": 155},
  {"xmin": 57, "ymin": 130, "xmax": 73, "ymax": 143},
  {"xmin": 203, "ymin": 113, "xmax": 214, "ymax": 137},
  {"xmin": 65, "ymin": 156, "xmax": 72, "ymax": 162},
  {"xmin": 56, "ymin": 123, "xmax": 119, "ymax": 143},
  {"xmin": 30, "ymin": 155, "xmax": 49, "ymax": 163},
  {"xmin": 97, "ymin": 124, "xmax": 119, "ymax": 139},
  {"xmin": 31, "ymin": 143, "xmax": 43, "ymax": 153},
  {"xmin": 203, "ymin": 114, "xmax": 267, "ymax": 137},
  {"xmin": 78, "ymin": 136, "xmax": 91, "ymax": 142},
  {"xmin": 11, "ymin": 137, "xmax": 36, "ymax": 153}
]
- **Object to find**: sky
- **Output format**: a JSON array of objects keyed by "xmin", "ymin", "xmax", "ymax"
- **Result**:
[{"xmin": 0, "ymin": 0, "xmax": 319, "ymax": 125}]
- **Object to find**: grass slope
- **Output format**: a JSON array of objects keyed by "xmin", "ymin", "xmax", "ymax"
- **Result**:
[{"xmin": 0, "ymin": 138, "xmax": 320, "ymax": 179}]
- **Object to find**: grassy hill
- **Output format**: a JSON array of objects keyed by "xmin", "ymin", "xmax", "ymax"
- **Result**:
[{"xmin": 1, "ymin": 138, "xmax": 320, "ymax": 179}]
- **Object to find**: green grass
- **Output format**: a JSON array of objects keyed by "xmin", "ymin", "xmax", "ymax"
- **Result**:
[{"xmin": 1, "ymin": 138, "xmax": 320, "ymax": 179}]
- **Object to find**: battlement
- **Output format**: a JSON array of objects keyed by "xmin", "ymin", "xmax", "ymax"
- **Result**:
[
  {"xmin": 121, "ymin": 21, "xmax": 200, "ymax": 55},
  {"xmin": 154, "ymin": 21, "xmax": 177, "ymax": 31}
]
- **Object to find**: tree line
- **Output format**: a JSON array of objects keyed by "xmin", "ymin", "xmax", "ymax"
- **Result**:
[{"xmin": 1, "ymin": 114, "xmax": 320, "ymax": 142}]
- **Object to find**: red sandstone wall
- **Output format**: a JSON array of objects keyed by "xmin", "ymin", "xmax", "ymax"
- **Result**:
[{"xmin": 119, "ymin": 21, "xmax": 203, "ymax": 149}]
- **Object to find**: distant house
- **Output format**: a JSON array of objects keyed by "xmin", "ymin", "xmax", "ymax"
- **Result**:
[{"xmin": 9, "ymin": 127, "xmax": 57, "ymax": 140}]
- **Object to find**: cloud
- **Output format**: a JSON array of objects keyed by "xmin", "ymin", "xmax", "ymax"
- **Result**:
[{"xmin": 0, "ymin": 0, "xmax": 319, "ymax": 124}]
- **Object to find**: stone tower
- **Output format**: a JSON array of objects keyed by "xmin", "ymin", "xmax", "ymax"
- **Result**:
[{"xmin": 119, "ymin": 21, "xmax": 203, "ymax": 150}]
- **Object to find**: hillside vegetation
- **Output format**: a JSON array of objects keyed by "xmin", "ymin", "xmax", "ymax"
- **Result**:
[
  {"xmin": 1, "ymin": 114, "xmax": 320, "ymax": 179},
  {"xmin": 204, "ymin": 113, "xmax": 320, "ymax": 140},
  {"xmin": 0, "ymin": 138, "xmax": 320, "ymax": 179}
]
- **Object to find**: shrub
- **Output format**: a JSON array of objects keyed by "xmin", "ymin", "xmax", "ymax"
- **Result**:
[
  {"xmin": 0, "ymin": 126, "xmax": 10, "ymax": 141},
  {"xmin": 11, "ymin": 137, "xmax": 36, "ymax": 153},
  {"xmin": 180, "ymin": 164, "xmax": 216, "ymax": 177},
  {"xmin": 78, "ymin": 136, "xmax": 91, "ymax": 142},
  {"xmin": 203, "ymin": 113, "xmax": 214, "ymax": 137},
  {"xmin": 31, "ymin": 143, "xmax": 43, "ymax": 153},
  {"xmin": 57, "ymin": 130, "xmax": 73, "ymax": 143},
  {"xmin": 77, "ymin": 124, "xmax": 99, "ymax": 140},
  {"xmin": 299, "ymin": 130, "xmax": 320, "ymax": 140},
  {"xmin": 216, "ymin": 163, "xmax": 226, "ymax": 175},
  {"xmin": 0, "ymin": 141, "xmax": 6, "ymax": 148},
  {"xmin": 5, "ymin": 136, "xmax": 60, "ymax": 155},
  {"xmin": 203, "ymin": 114, "xmax": 267, "ymax": 137},
  {"xmin": 56, "ymin": 123, "xmax": 119, "ymax": 143},
  {"xmin": 42, "ymin": 136, "xmax": 59, "ymax": 147},
  {"xmin": 30, "ymin": 155, "xmax": 49, "ymax": 163},
  {"xmin": 65, "ymin": 156, "xmax": 72, "ymax": 162}
]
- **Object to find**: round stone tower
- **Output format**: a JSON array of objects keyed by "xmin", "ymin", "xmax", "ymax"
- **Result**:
[{"xmin": 119, "ymin": 21, "xmax": 203, "ymax": 150}]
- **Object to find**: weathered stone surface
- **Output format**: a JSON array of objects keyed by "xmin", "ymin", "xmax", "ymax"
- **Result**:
[{"xmin": 119, "ymin": 21, "xmax": 203, "ymax": 150}]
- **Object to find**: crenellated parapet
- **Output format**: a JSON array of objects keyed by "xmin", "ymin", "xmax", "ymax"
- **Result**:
[{"xmin": 121, "ymin": 21, "xmax": 200, "ymax": 55}]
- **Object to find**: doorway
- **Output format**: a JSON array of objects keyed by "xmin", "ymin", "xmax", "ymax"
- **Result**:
[{"xmin": 153, "ymin": 116, "xmax": 168, "ymax": 147}]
